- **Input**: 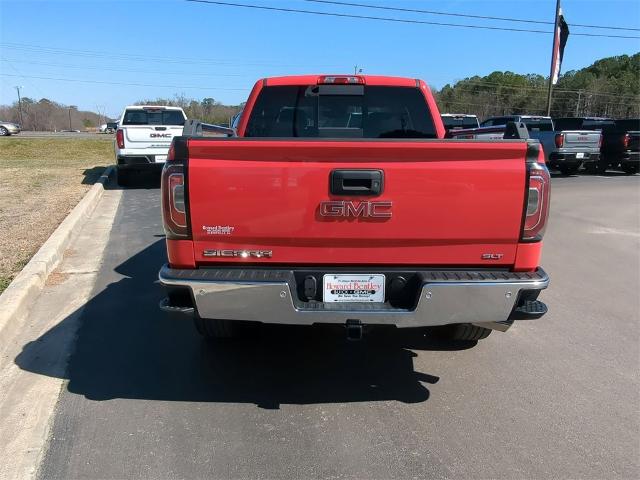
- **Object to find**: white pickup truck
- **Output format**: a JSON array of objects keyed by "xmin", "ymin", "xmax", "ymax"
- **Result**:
[{"xmin": 114, "ymin": 105, "xmax": 187, "ymax": 186}]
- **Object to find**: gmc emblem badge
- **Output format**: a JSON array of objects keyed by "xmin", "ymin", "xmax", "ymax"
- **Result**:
[
  {"xmin": 319, "ymin": 200, "xmax": 392, "ymax": 218},
  {"xmin": 150, "ymin": 133, "xmax": 172, "ymax": 138}
]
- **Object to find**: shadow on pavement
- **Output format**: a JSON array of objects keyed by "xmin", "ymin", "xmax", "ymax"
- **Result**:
[
  {"xmin": 81, "ymin": 166, "xmax": 108, "ymax": 185},
  {"xmin": 16, "ymin": 240, "xmax": 475, "ymax": 409},
  {"xmin": 105, "ymin": 169, "xmax": 162, "ymax": 190}
]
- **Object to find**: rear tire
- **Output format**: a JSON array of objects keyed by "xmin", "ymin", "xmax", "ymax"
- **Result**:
[
  {"xmin": 116, "ymin": 168, "xmax": 131, "ymax": 187},
  {"xmin": 193, "ymin": 316, "xmax": 237, "ymax": 339},
  {"xmin": 559, "ymin": 165, "xmax": 579, "ymax": 176},
  {"xmin": 622, "ymin": 164, "xmax": 639, "ymax": 175},
  {"xmin": 440, "ymin": 324, "xmax": 492, "ymax": 341},
  {"xmin": 585, "ymin": 162, "xmax": 606, "ymax": 175}
]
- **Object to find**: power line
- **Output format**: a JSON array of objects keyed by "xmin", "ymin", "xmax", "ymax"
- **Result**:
[
  {"xmin": 0, "ymin": 58, "xmax": 248, "ymax": 78},
  {"xmin": 185, "ymin": 0, "xmax": 640, "ymax": 39},
  {"xmin": 0, "ymin": 73, "xmax": 249, "ymax": 91},
  {"xmin": 0, "ymin": 42, "xmax": 327, "ymax": 68},
  {"xmin": 304, "ymin": 0, "xmax": 640, "ymax": 32}
]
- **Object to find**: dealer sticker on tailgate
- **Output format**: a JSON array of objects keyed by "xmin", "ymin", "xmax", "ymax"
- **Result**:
[{"xmin": 323, "ymin": 274, "xmax": 385, "ymax": 303}]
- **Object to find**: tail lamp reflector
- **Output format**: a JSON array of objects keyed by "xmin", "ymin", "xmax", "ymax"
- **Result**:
[
  {"xmin": 522, "ymin": 163, "xmax": 550, "ymax": 242},
  {"xmin": 554, "ymin": 133, "xmax": 564, "ymax": 148},
  {"xmin": 161, "ymin": 162, "xmax": 189, "ymax": 239},
  {"xmin": 623, "ymin": 133, "xmax": 630, "ymax": 149},
  {"xmin": 116, "ymin": 129, "xmax": 125, "ymax": 149}
]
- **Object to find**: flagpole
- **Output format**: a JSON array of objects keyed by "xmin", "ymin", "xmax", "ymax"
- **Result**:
[{"xmin": 546, "ymin": 0, "xmax": 561, "ymax": 116}]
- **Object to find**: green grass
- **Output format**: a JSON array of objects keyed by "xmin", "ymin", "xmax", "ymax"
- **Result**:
[
  {"xmin": 0, "ymin": 137, "xmax": 114, "ymax": 167},
  {"xmin": 0, "ymin": 136, "xmax": 115, "ymax": 294}
]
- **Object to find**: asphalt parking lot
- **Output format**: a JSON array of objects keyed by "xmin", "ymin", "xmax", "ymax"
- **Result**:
[{"xmin": 15, "ymin": 173, "xmax": 640, "ymax": 479}]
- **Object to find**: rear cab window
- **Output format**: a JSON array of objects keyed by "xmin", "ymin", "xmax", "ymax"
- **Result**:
[
  {"xmin": 554, "ymin": 118, "xmax": 615, "ymax": 131},
  {"xmin": 582, "ymin": 119, "xmax": 615, "ymax": 131},
  {"xmin": 441, "ymin": 116, "xmax": 479, "ymax": 130},
  {"xmin": 553, "ymin": 118, "xmax": 582, "ymax": 130},
  {"xmin": 245, "ymin": 85, "xmax": 437, "ymax": 138},
  {"xmin": 521, "ymin": 118, "xmax": 554, "ymax": 132},
  {"xmin": 615, "ymin": 119, "xmax": 640, "ymax": 131},
  {"xmin": 122, "ymin": 108, "xmax": 186, "ymax": 126},
  {"xmin": 481, "ymin": 117, "xmax": 515, "ymax": 127}
]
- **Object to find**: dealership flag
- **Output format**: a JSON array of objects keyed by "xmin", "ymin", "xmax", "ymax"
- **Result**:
[{"xmin": 551, "ymin": 8, "xmax": 570, "ymax": 85}]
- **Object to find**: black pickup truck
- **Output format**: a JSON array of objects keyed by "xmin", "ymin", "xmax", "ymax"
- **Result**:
[{"xmin": 596, "ymin": 118, "xmax": 640, "ymax": 174}]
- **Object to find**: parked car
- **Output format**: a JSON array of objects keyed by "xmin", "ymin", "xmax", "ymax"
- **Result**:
[
  {"xmin": 114, "ymin": 106, "xmax": 187, "ymax": 186},
  {"xmin": 480, "ymin": 115, "xmax": 601, "ymax": 175},
  {"xmin": 0, "ymin": 121, "xmax": 21, "ymax": 136},
  {"xmin": 158, "ymin": 74, "xmax": 550, "ymax": 343},
  {"xmin": 441, "ymin": 114, "xmax": 479, "ymax": 135},
  {"xmin": 106, "ymin": 121, "xmax": 118, "ymax": 133},
  {"xmin": 560, "ymin": 117, "xmax": 639, "ymax": 175}
]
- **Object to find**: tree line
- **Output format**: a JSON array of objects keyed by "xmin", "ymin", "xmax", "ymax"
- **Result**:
[
  {"xmin": 436, "ymin": 53, "xmax": 640, "ymax": 119},
  {"xmin": 134, "ymin": 94, "xmax": 243, "ymax": 126},
  {"xmin": 0, "ymin": 98, "xmax": 107, "ymax": 131}
]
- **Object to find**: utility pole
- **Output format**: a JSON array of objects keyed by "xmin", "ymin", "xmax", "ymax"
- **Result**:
[
  {"xmin": 68, "ymin": 105, "xmax": 76, "ymax": 130},
  {"xmin": 546, "ymin": 0, "xmax": 561, "ymax": 116},
  {"xmin": 575, "ymin": 90, "xmax": 583, "ymax": 116},
  {"xmin": 96, "ymin": 104, "xmax": 105, "ymax": 126},
  {"xmin": 14, "ymin": 86, "xmax": 24, "ymax": 127},
  {"xmin": 353, "ymin": 65, "xmax": 362, "ymax": 75}
]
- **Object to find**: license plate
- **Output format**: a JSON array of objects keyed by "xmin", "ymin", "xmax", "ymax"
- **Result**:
[
  {"xmin": 323, "ymin": 274, "xmax": 385, "ymax": 303},
  {"xmin": 576, "ymin": 153, "xmax": 585, "ymax": 159},
  {"xmin": 155, "ymin": 155, "xmax": 167, "ymax": 163}
]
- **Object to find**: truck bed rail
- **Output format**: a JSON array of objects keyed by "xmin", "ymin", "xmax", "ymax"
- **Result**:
[
  {"xmin": 182, "ymin": 119, "xmax": 235, "ymax": 137},
  {"xmin": 447, "ymin": 121, "xmax": 530, "ymax": 140}
]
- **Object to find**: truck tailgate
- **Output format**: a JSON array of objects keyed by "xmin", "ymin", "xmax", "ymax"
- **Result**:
[
  {"xmin": 123, "ymin": 125, "xmax": 183, "ymax": 150},
  {"xmin": 562, "ymin": 130, "xmax": 601, "ymax": 149},
  {"xmin": 187, "ymin": 139, "xmax": 529, "ymax": 266}
]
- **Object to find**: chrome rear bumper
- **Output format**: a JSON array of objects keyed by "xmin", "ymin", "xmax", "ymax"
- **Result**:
[{"xmin": 159, "ymin": 265, "xmax": 549, "ymax": 330}]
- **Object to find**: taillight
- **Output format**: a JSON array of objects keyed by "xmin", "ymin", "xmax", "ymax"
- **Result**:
[
  {"xmin": 522, "ymin": 163, "xmax": 550, "ymax": 242},
  {"xmin": 161, "ymin": 141, "xmax": 190, "ymax": 239},
  {"xmin": 598, "ymin": 133, "xmax": 603, "ymax": 148},
  {"xmin": 116, "ymin": 129, "xmax": 125, "ymax": 149},
  {"xmin": 317, "ymin": 75, "xmax": 365, "ymax": 85},
  {"xmin": 554, "ymin": 133, "xmax": 564, "ymax": 148},
  {"xmin": 623, "ymin": 133, "xmax": 630, "ymax": 149}
]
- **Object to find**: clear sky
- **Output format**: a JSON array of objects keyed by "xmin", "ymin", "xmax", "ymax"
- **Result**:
[{"xmin": 1, "ymin": 0, "xmax": 639, "ymax": 117}]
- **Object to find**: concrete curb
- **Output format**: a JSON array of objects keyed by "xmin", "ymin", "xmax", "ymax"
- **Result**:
[{"xmin": 0, "ymin": 166, "xmax": 115, "ymax": 340}]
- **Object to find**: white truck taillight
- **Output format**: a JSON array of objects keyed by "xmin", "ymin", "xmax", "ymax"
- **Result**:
[
  {"xmin": 161, "ymin": 142, "xmax": 190, "ymax": 239},
  {"xmin": 522, "ymin": 163, "xmax": 550, "ymax": 242},
  {"xmin": 116, "ymin": 128, "xmax": 125, "ymax": 149},
  {"xmin": 554, "ymin": 133, "xmax": 564, "ymax": 148}
]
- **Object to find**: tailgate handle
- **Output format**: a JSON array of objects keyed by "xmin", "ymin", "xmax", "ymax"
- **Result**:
[
  {"xmin": 330, "ymin": 170, "xmax": 383, "ymax": 196},
  {"xmin": 155, "ymin": 127, "xmax": 167, "ymax": 131}
]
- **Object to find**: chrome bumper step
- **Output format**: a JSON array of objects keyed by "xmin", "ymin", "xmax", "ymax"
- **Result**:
[{"xmin": 159, "ymin": 265, "xmax": 549, "ymax": 329}]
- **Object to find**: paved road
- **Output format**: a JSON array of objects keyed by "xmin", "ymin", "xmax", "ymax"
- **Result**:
[{"xmin": 18, "ymin": 174, "xmax": 639, "ymax": 479}]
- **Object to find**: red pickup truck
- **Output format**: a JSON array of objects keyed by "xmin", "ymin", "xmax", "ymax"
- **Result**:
[{"xmin": 159, "ymin": 75, "xmax": 550, "ymax": 342}]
